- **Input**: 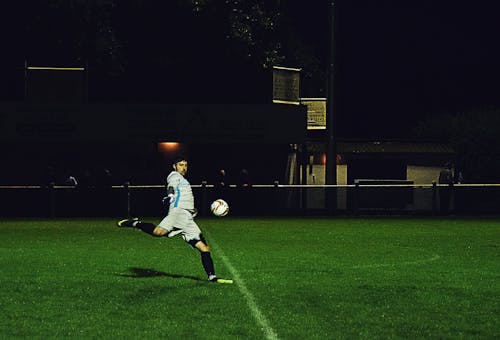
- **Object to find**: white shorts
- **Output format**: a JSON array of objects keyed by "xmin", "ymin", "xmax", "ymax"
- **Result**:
[{"xmin": 157, "ymin": 207, "xmax": 203, "ymax": 245}]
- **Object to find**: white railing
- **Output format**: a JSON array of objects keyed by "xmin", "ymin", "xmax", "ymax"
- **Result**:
[{"xmin": 0, "ymin": 182, "xmax": 499, "ymax": 217}]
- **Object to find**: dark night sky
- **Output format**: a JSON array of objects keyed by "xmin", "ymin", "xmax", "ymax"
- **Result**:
[
  {"xmin": 288, "ymin": 0, "xmax": 500, "ymax": 137},
  {"xmin": 1, "ymin": 0, "xmax": 499, "ymax": 139},
  {"xmin": 350, "ymin": 1, "xmax": 499, "ymax": 137}
]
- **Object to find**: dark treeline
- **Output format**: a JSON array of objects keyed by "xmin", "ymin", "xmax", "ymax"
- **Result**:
[{"xmin": 1, "ymin": 0, "xmax": 326, "ymax": 103}]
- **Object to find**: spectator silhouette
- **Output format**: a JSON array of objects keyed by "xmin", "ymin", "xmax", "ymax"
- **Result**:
[
  {"xmin": 438, "ymin": 162, "xmax": 453, "ymax": 214},
  {"xmin": 44, "ymin": 166, "xmax": 56, "ymax": 187},
  {"xmin": 96, "ymin": 168, "xmax": 113, "ymax": 216},
  {"xmin": 98, "ymin": 168, "xmax": 112, "ymax": 189},
  {"xmin": 215, "ymin": 169, "xmax": 227, "ymax": 189},
  {"xmin": 64, "ymin": 170, "xmax": 78, "ymax": 187},
  {"xmin": 79, "ymin": 169, "xmax": 92, "ymax": 189},
  {"xmin": 213, "ymin": 168, "xmax": 228, "ymax": 201},
  {"xmin": 238, "ymin": 168, "xmax": 251, "ymax": 188},
  {"xmin": 238, "ymin": 169, "xmax": 252, "ymax": 215}
]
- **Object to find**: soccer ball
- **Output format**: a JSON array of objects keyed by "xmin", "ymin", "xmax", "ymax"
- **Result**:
[{"xmin": 210, "ymin": 199, "xmax": 229, "ymax": 217}]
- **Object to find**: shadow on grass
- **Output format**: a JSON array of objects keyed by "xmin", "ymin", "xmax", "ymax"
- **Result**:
[{"xmin": 118, "ymin": 267, "xmax": 204, "ymax": 282}]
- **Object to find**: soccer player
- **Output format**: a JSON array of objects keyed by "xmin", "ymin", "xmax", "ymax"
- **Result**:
[{"xmin": 117, "ymin": 157, "xmax": 218, "ymax": 282}]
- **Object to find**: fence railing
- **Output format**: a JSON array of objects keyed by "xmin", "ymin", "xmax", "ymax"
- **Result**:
[{"xmin": 1, "ymin": 183, "xmax": 499, "ymax": 217}]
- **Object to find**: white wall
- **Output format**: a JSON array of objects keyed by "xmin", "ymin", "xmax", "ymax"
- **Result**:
[
  {"xmin": 407, "ymin": 165, "xmax": 445, "ymax": 184},
  {"xmin": 301, "ymin": 163, "xmax": 445, "ymax": 210},
  {"xmin": 304, "ymin": 164, "xmax": 446, "ymax": 185},
  {"xmin": 301, "ymin": 164, "xmax": 347, "ymax": 185}
]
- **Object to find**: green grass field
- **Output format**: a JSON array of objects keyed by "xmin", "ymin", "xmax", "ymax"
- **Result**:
[{"xmin": 1, "ymin": 217, "xmax": 499, "ymax": 339}]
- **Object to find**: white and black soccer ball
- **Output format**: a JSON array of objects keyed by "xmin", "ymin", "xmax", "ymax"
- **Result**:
[{"xmin": 210, "ymin": 199, "xmax": 229, "ymax": 217}]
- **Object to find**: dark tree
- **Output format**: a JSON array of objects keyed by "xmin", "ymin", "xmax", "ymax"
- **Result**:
[
  {"xmin": 412, "ymin": 109, "xmax": 500, "ymax": 183},
  {"xmin": 6, "ymin": 1, "xmax": 324, "ymax": 102}
]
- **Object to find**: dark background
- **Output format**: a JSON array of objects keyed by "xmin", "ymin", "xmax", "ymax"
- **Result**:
[
  {"xmin": 1, "ymin": 0, "xmax": 499, "ymax": 184},
  {"xmin": 1, "ymin": 1, "xmax": 499, "ymax": 137}
]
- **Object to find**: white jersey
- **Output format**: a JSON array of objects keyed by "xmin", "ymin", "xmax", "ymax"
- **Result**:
[
  {"xmin": 158, "ymin": 171, "xmax": 201, "ymax": 243},
  {"xmin": 167, "ymin": 171, "xmax": 195, "ymax": 210}
]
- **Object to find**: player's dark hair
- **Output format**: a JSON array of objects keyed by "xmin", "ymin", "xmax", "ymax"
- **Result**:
[{"xmin": 172, "ymin": 156, "xmax": 188, "ymax": 165}]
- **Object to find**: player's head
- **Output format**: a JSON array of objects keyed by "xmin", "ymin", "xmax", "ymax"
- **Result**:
[
  {"xmin": 172, "ymin": 156, "xmax": 188, "ymax": 165},
  {"xmin": 172, "ymin": 156, "xmax": 188, "ymax": 176}
]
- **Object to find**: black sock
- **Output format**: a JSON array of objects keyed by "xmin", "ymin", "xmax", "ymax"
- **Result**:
[
  {"xmin": 135, "ymin": 222, "xmax": 157, "ymax": 236},
  {"xmin": 201, "ymin": 252, "xmax": 215, "ymax": 276}
]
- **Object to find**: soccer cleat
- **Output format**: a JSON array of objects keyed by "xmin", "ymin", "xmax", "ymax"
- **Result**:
[
  {"xmin": 117, "ymin": 218, "xmax": 139, "ymax": 228},
  {"xmin": 216, "ymin": 279, "xmax": 234, "ymax": 284},
  {"xmin": 208, "ymin": 275, "xmax": 233, "ymax": 284}
]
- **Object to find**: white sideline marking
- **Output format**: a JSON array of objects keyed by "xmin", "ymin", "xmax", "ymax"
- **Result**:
[{"xmin": 210, "ymin": 239, "xmax": 279, "ymax": 340}]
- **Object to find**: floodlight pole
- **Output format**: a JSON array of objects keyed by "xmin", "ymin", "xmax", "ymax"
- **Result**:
[
  {"xmin": 24, "ymin": 59, "xmax": 28, "ymax": 101},
  {"xmin": 325, "ymin": 0, "xmax": 337, "ymax": 214}
]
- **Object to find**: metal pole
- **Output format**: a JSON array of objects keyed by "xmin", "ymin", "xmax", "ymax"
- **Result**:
[
  {"xmin": 432, "ymin": 181, "xmax": 437, "ymax": 215},
  {"xmin": 301, "ymin": 143, "xmax": 308, "ymax": 212},
  {"xmin": 48, "ymin": 182, "xmax": 55, "ymax": 218},
  {"xmin": 85, "ymin": 60, "xmax": 89, "ymax": 103},
  {"xmin": 201, "ymin": 180, "xmax": 208, "ymax": 216},
  {"xmin": 325, "ymin": 0, "xmax": 337, "ymax": 214},
  {"xmin": 24, "ymin": 59, "xmax": 28, "ymax": 101},
  {"xmin": 274, "ymin": 180, "xmax": 280, "ymax": 216},
  {"xmin": 354, "ymin": 182, "xmax": 359, "ymax": 215},
  {"xmin": 125, "ymin": 181, "xmax": 131, "ymax": 219}
]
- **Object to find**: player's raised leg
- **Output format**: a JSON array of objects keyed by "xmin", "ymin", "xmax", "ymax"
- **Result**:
[
  {"xmin": 117, "ymin": 218, "xmax": 138, "ymax": 228},
  {"xmin": 117, "ymin": 218, "xmax": 162, "ymax": 236}
]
